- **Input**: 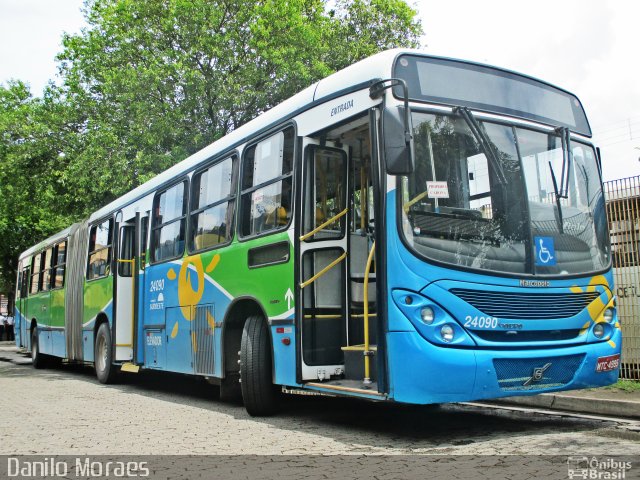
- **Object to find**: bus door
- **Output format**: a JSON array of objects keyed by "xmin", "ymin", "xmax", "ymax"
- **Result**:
[
  {"xmin": 113, "ymin": 213, "xmax": 143, "ymax": 363},
  {"xmin": 18, "ymin": 264, "xmax": 29, "ymax": 348},
  {"xmin": 298, "ymin": 141, "xmax": 349, "ymax": 381}
]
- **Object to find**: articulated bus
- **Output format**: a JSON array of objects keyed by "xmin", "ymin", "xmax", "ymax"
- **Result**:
[{"xmin": 14, "ymin": 50, "xmax": 621, "ymax": 415}]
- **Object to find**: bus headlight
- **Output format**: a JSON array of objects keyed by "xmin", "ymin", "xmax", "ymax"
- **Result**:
[
  {"xmin": 420, "ymin": 307, "xmax": 435, "ymax": 324},
  {"xmin": 593, "ymin": 323, "xmax": 605, "ymax": 338},
  {"xmin": 603, "ymin": 308, "xmax": 614, "ymax": 323},
  {"xmin": 440, "ymin": 324, "xmax": 454, "ymax": 343}
]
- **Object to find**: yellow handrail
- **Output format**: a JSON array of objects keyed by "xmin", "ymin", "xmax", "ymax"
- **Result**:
[
  {"xmin": 363, "ymin": 241, "xmax": 376, "ymax": 385},
  {"xmin": 299, "ymin": 252, "xmax": 347, "ymax": 289},
  {"xmin": 299, "ymin": 208, "xmax": 348, "ymax": 242},
  {"xmin": 403, "ymin": 191, "xmax": 429, "ymax": 213}
]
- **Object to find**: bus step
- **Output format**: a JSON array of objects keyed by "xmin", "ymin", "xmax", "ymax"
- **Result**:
[
  {"xmin": 305, "ymin": 380, "xmax": 383, "ymax": 397},
  {"xmin": 121, "ymin": 363, "xmax": 140, "ymax": 373},
  {"xmin": 341, "ymin": 344, "xmax": 377, "ymax": 382}
]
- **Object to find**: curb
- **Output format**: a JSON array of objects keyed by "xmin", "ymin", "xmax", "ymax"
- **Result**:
[{"xmin": 493, "ymin": 394, "xmax": 640, "ymax": 419}]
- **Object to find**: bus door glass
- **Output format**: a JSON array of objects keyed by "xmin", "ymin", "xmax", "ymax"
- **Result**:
[{"xmin": 299, "ymin": 143, "xmax": 349, "ymax": 380}]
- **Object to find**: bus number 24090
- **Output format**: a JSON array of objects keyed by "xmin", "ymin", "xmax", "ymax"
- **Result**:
[{"xmin": 464, "ymin": 316, "xmax": 499, "ymax": 329}]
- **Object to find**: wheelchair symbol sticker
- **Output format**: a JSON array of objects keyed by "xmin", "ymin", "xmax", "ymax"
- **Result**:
[{"xmin": 535, "ymin": 236, "xmax": 556, "ymax": 266}]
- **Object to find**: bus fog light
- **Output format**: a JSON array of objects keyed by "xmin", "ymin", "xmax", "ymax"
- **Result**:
[
  {"xmin": 603, "ymin": 308, "xmax": 614, "ymax": 323},
  {"xmin": 440, "ymin": 324, "xmax": 454, "ymax": 343},
  {"xmin": 420, "ymin": 307, "xmax": 435, "ymax": 324},
  {"xmin": 593, "ymin": 323, "xmax": 605, "ymax": 338}
]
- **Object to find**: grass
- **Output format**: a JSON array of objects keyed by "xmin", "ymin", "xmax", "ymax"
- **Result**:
[{"xmin": 603, "ymin": 379, "xmax": 640, "ymax": 393}]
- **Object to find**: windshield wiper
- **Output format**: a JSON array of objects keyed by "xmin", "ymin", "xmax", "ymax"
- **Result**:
[
  {"xmin": 547, "ymin": 127, "xmax": 573, "ymax": 234},
  {"xmin": 548, "ymin": 161, "xmax": 565, "ymax": 234},
  {"xmin": 555, "ymin": 126, "xmax": 572, "ymax": 199},
  {"xmin": 454, "ymin": 107, "xmax": 507, "ymax": 185}
]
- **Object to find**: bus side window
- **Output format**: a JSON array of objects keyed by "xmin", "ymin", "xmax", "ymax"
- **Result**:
[
  {"xmin": 151, "ymin": 181, "xmax": 187, "ymax": 263},
  {"xmin": 30, "ymin": 253, "xmax": 41, "ymax": 295},
  {"xmin": 87, "ymin": 218, "xmax": 113, "ymax": 279},
  {"xmin": 53, "ymin": 241, "xmax": 66, "ymax": 289},
  {"xmin": 189, "ymin": 156, "xmax": 236, "ymax": 252},
  {"xmin": 41, "ymin": 248, "xmax": 53, "ymax": 292},
  {"xmin": 240, "ymin": 128, "xmax": 294, "ymax": 237}
]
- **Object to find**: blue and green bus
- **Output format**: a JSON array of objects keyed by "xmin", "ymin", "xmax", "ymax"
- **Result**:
[{"xmin": 14, "ymin": 49, "xmax": 620, "ymax": 415}]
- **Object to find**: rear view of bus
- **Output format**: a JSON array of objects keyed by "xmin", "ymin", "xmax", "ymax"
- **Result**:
[{"xmin": 384, "ymin": 54, "xmax": 619, "ymax": 403}]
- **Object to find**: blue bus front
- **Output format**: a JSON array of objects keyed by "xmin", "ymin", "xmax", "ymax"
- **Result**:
[{"xmin": 383, "ymin": 54, "xmax": 620, "ymax": 404}]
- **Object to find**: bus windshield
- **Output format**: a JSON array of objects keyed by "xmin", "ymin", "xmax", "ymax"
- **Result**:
[{"xmin": 400, "ymin": 111, "xmax": 610, "ymax": 276}]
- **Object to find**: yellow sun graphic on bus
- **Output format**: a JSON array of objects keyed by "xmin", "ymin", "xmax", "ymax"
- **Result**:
[
  {"xmin": 571, "ymin": 275, "xmax": 616, "ymax": 348},
  {"xmin": 167, "ymin": 253, "xmax": 220, "ymax": 344}
]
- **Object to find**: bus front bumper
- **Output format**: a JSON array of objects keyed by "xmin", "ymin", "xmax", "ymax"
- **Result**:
[{"xmin": 386, "ymin": 328, "xmax": 622, "ymax": 405}]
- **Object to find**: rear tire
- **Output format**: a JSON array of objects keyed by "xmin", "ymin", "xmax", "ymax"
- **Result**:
[
  {"xmin": 31, "ymin": 327, "xmax": 45, "ymax": 369},
  {"xmin": 94, "ymin": 322, "xmax": 117, "ymax": 384},
  {"xmin": 240, "ymin": 315, "xmax": 279, "ymax": 416}
]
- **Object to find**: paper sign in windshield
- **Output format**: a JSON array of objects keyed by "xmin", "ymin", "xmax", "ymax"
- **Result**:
[{"xmin": 427, "ymin": 181, "xmax": 449, "ymax": 199}]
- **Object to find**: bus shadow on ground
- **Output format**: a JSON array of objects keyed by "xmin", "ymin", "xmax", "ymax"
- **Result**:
[{"xmin": 7, "ymin": 359, "xmax": 609, "ymax": 448}]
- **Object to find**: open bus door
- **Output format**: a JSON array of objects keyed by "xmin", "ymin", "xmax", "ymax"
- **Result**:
[
  {"xmin": 113, "ymin": 212, "xmax": 144, "ymax": 370},
  {"xmin": 297, "ymin": 112, "xmax": 382, "ymax": 395},
  {"xmin": 298, "ymin": 139, "xmax": 350, "ymax": 381}
]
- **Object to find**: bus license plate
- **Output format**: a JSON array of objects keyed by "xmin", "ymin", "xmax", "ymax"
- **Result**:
[{"xmin": 595, "ymin": 354, "xmax": 620, "ymax": 372}]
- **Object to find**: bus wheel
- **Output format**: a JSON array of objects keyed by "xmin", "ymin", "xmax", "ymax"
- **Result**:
[
  {"xmin": 94, "ymin": 323, "xmax": 117, "ymax": 384},
  {"xmin": 31, "ymin": 328, "xmax": 45, "ymax": 369},
  {"xmin": 240, "ymin": 315, "xmax": 279, "ymax": 416}
]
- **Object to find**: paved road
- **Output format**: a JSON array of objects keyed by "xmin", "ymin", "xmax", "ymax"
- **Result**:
[{"xmin": 1, "ymin": 352, "xmax": 639, "ymax": 457}]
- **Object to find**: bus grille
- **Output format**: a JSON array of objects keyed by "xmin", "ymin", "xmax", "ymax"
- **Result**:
[
  {"xmin": 474, "ymin": 329, "xmax": 581, "ymax": 342},
  {"xmin": 450, "ymin": 289, "xmax": 600, "ymax": 319},
  {"xmin": 493, "ymin": 354, "xmax": 585, "ymax": 391},
  {"xmin": 193, "ymin": 304, "xmax": 216, "ymax": 376}
]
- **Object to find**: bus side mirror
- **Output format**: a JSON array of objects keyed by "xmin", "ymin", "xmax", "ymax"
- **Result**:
[{"xmin": 383, "ymin": 105, "xmax": 415, "ymax": 175}]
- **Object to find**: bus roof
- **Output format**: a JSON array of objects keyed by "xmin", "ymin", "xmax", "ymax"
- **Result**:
[{"xmin": 18, "ymin": 224, "xmax": 76, "ymax": 261}]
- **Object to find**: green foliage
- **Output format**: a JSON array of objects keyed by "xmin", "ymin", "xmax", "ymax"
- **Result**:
[
  {"xmin": 0, "ymin": 0, "xmax": 423, "ymax": 294},
  {"xmin": 0, "ymin": 82, "xmax": 74, "ymax": 292},
  {"xmin": 603, "ymin": 379, "xmax": 640, "ymax": 392}
]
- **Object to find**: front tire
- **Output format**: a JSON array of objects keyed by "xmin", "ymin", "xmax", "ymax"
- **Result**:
[
  {"xmin": 240, "ymin": 315, "xmax": 279, "ymax": 416},
  {"xmin": 94, "ymin": 322, "xmax": 117, "ymax": 384}
]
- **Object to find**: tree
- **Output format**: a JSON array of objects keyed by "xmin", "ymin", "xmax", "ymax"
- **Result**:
[
  {"xmin": 0, "ymin": 0, "xmax": 423, "ymax": 292},
  {"xmin": 54, "ymin": 0, "xmax": 422, "ymax": 205},
  {"xmin": 0, "ymin": 82, "xmax": 74, "ymax": 293}
]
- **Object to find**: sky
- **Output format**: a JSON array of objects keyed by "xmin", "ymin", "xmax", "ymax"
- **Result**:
[{"xmin": 0, "ymin": 0, "xmax": 639, "ymax": 181}]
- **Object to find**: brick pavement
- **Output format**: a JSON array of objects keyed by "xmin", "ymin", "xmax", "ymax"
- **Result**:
[{"xmin": 1, "ymin": 356, "xmax": 639, "ymax": 456}]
